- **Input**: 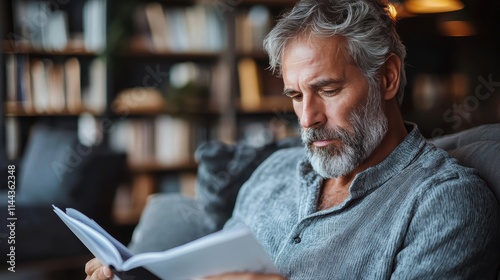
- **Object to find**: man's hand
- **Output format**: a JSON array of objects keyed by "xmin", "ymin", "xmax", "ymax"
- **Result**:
[
  {"xmin": 204, "ymin": 272, "xmax": 286, "ymax": 280},
  {"xmin": 84, "ymin": 258, "xmax": 284, "ymax": 280},
  {"xmin": 84, "ymin": 258, "xmax": 113, "ymax": 280}
]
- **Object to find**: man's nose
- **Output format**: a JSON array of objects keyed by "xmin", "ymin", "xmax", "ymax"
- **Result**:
[{"xmin": 299, "ymin": 95, "xmax": 325, "ymax": 129}]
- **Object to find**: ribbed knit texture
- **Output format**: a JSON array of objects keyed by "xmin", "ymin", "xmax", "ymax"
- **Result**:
[{"xmin": 224, "ymin": 123, "xmax": 500, "ymax": 279}]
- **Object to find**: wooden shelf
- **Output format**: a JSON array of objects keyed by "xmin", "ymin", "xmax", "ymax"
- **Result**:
[
  {"xmin": 237, "ymin": 50, "xmax": 269, "ymax": 60},
  {"xmin": 110, "ymin": 104, "xmax": 221, "ymax": 116},
  {"xmin": 128, "ymin": 161, "xmax": 198, "ymax": 173},
  {"xmin": 2, "ymin": 40, "xmax": 99, "ymax": 56},
  {"xmin": 5, "ymin": 102, "xmax": 101, "ymax": 117},
  {"xmin": 238, "ymin": 96, "xmax": 294, "ymax": 114},
  {"xmin": 114, "ymin": 38, "xmax": 224, "ymax": 60},
  {"xmin": 116, "ymin": 49, "xmax": 223, "ymax": 60}
]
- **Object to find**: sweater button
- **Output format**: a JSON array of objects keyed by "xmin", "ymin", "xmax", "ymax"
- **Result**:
[{"xmin": 293, "ymin": 236, "xmax": 301, "ymax": 244}]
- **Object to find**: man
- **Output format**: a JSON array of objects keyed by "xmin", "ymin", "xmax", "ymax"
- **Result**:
[{"xmin": 86, "ymin": 0, "xmax": 500, "ymax": 279}]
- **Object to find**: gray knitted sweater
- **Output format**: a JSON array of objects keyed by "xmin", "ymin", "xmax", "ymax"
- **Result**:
[{"xmin": 225, "ymin": 124, "xmax": 500, "ymax": 279}]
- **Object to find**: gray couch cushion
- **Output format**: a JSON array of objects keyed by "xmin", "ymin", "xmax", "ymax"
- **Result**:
[
  {"xmin": 429, "ymin": 123, "xmax": 500, "ymax": 204},
  {"xmin": 429, "ymin": 123, "xmax": 500, "ymax": 150},
  {"xmin": 16, "ymin": 124, "xmax": 80, "ymax": 205},
  {"xmin": 446, "ymin": 141, "xmax": 500, "ymax": 203},
  {"xmin": 128, "ymin": 194, "xmax": 218, "ymax": 254}
]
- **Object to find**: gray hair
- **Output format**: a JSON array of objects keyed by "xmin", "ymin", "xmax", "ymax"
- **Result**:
[{"xmin": 263, "ymin": 0, "xmax": 407, "ymax": 105}]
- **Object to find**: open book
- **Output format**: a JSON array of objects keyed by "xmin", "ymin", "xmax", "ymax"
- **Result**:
[{"xmin": 53, "ymin": 205, "xmax": 279, "ymax": 280}]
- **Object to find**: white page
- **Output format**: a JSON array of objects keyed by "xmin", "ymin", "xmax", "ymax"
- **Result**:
[
  {"xmin": 122, "ymin": 227, "xmax": 279, "ymax": 279},
  {"xmin": 54, "ymin": 205, "xmax": 279, "ymax": 279},
  {"xmin": 53, "ymin": 206, "xmax": 123, "ymax": 269},
  {"xmin": 66, "ymin": 208, "xmax": 133, "ymax": 261}
]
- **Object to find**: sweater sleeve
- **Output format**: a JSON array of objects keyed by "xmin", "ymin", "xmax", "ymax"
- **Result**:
[{"xmin": 391, "ymin": 173, "xmax": 500, "ymax": 279}]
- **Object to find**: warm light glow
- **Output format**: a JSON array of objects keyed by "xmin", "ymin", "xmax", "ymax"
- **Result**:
[
  {"xmin": 390, "ymin": 2, "xmax": 416, "ymax": 18},
  {"xmin": 439, "ymin": 20, "xmax": 475, "ymax": 37},
  {"xmin": 404, "ymin": 0, "xmax": 464, "ymax": 14},
  {"xmin": 387, "ymin": 3, "xmax": 398, "ymax": 20}
]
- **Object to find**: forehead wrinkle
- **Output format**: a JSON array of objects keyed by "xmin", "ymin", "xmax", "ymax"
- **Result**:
[
  {"xmin": 284, "ymin": 34, "xmax": 355, "ymax": 75},
  {"xmin": 282, "ymin": 34, "xmax": 363, "ymax": 97}
]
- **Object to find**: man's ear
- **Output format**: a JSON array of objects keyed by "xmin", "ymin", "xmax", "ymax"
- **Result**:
[{"xmin": 381, "ymin": 53, "xmax": 401, "ymax": 101}]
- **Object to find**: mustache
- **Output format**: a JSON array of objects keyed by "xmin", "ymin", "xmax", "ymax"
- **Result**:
[{"xmin": 301, "ymin": 126, "xmax": 353, "ymax": 146}]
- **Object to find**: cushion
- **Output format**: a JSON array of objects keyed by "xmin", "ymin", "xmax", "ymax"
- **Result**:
[
  {"xmin": 194, "ymin": 138, "xmax": 301, "ymax": 228},
  {"xmin": 13, "ymin": 123, "xmax": 126, "ymax": 218},
  {"xmin": 16, "ymin": 123, "xmax": 80, "ymax": 205},
  {"xmin": 446, "ymin": 141, "xmax": 500, "ymax": 203},
  {"xmin": 128, "ymin": 194, "xmax": 218, "ymax": 254},
  {"xmin": 0, "ymin": 123, "xmax": 126, "ymax": 261},
  {"xmin": 429, "ymin": 123, "xmax": 500, "ymax": 204},
  {"xmin": 428, "ymin": 123, "xmax": 500, "ymax": 150}
]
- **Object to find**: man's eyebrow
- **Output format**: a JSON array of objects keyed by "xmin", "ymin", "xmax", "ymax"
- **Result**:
[
  {"xmin": 283, "ymin": 78, "xmax": 344, "ymax": 95},
  {"xmin": 309, "ymin": 78, "xmax": 344, "ymax": 89}
]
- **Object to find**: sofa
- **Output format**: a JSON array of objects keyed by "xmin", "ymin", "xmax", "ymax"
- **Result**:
[
  {"xmin": 0, "ymin": 122, "xmax": 126, "ymax": 262},
  {"xmin": 127, "ymin": 123, "xmax": 500, "ymax": 275}
]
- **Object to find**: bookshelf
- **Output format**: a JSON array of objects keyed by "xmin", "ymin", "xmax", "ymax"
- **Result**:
[
  {"xmin": 2, "ymin": 0, "xmax": 107, "ymax": 161},
  {"xmin": 1, "ymin": 0, "xmax": 300, "ymax": 224}
]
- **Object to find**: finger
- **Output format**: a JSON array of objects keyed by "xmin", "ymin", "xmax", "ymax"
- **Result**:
[
  {"xmin": 85, "ymin": 258, "xmax": 102, "ymax": 276},
  {"xmin": 90, "ymin": 266, "xmax": 113, "ymax": 280}
]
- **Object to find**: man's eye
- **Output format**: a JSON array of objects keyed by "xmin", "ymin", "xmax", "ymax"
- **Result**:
[
  {"xmin": 320, "ymin": 89, "xmax": 339, "ymax": 96},
  {"xmin": 289, "ymin": 94, "xmax": 303, "ymax": 101}
]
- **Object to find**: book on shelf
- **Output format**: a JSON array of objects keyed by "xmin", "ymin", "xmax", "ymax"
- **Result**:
[
  {"xmin": 82, "ymin": 58, "xmax": 107, "ymax": 114},
  {"xmin": 138, "ymin": 3, "xmax": 226, "ymax": 53},
  {"xmin": 20, "ymin": 56, "xmax": 33, "ymax": 111},
  {"xmin": 209, "ymin": 60, "xmax": 231, "ymax": 113},
  {"xmin": 30, "ymin": 59, "xmax": 50, "ymax": 113},
  {"xmin": 13, "ymin": 1, "xmax": 48, "ymax": 49},
  {"xmin": 48, "ymin": 61, "xmax": 66, "ymax": 112},
  {"xmin": 5, "ymin": 55, "xmax": 105, "ymax": 115},
  {"xmin": 237, "ymin": 57, "xmax": 290, "ymax": 113},
  {"xmin": 53, "ymin": 205, "xmax": 278, "ymax": 279},
  {"xmin": 109, "ymin": 116, "xmax": 194, "ymax": 167},
  {"xmin": 6, "ymin": 54, "xmax": 33, "ymax": 112},
  {"xmin": 11, "ymin": 0, "xmax": 29, "ymax": 45},
  {"xmin": 65, "ymin": 57, "xmax": 82, "ymax": 114},
  {"xmin": 45, "ymin": 9, "xmax": 69, "ymax": 51},
  {"xmin": 183, "ymin": 5, "xmax": 207, "ymax": 51},
  {"xmin": 144, "ymin": 2, "xmax": 170, "ymax": 52},
  {"xmin": 6, "ymin": 55, "xmax": 17, "ymax": 105},
  {"xmin": 11, "ymin": 1, "xmax": 68, "ymax": 51},
  {"xmin": 168, "ymin": 8, "xmax": 189, "ymax": 52},
  {"xmin": 155, "ymin": 116, "xmax": 191, "ymax": 165},
  {"xmin": 238, "ymin": 58, "xmax": 262, "ymax": 111},
  {"xmin": 236, "ymin": 6, "xmax": 272, "ymax": 53},
  {"xmin": 83, "ymin": 0, "xmax": 106, "ymax": 52}
]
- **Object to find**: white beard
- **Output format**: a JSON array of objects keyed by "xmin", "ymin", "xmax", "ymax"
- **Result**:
[{"xmin": 301, "ymin": 86, "xmax": 388, "ymax": 178}]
